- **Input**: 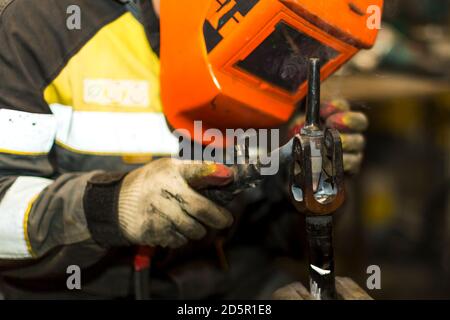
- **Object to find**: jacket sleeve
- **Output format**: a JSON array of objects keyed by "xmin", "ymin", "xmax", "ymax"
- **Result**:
[
  {"xmin": 0, "ymin": 120, "xmax": 116, "ymax": 273},
  {"xmin": 0, "ymin": 170, "xmax": 111, "ymax": 276},
  {"xmin": 0, "ymin": 0, "xmax": 129, "ymax": 278}
]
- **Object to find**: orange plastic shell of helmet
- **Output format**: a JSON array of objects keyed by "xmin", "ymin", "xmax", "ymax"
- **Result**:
[{"xmin": 160, "ymin": 0, "xmax": 383, "ymax": 145}]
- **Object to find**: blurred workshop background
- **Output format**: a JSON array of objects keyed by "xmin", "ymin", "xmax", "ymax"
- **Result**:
[{"xmin": 324, "ymin": 0, "xmax": 450, "ymax": 299}]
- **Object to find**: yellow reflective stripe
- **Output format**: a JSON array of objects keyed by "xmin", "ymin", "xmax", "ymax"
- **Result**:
[
  {"xmin": 0, "ymin": 149, "xmax": 48, "ymax": 156},
  {"xmin": 23, "ymin": 195, "xmax": 39, "ymax": 258}
]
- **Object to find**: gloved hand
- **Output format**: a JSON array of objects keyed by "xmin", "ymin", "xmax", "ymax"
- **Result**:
[
  {"xmin": 118, "ymin": 158, "xmax": 235, "ymax": 248},
  {"xmin": 289, "ymin": 99, "xmax": 368, "ymax": 174}
]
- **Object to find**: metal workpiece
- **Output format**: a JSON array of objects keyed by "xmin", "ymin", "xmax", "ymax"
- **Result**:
[
  {"xmin": 290, "ymin": 128, "xmax": 344, "ymax": 300},
  {"xmin": 289, "ymin": 58, "xmax": 346, "ymax": 300},
  {"xmin": 292, "ymin": 57, "xmax": 345, "ymax": 213},
  {"xmin": 289, "ymin": 58, "xmax": 345, "ymax": 215}
]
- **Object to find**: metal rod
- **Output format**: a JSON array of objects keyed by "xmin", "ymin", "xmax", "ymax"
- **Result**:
[
  {"xmin": 304, "ymin": 58, "xmax": 321, "ymax": 130},
  {"xmin": 303, "ymin": 57, "xmax": 337, "ymax": 300},
  {"xmin": 305, "ymin": 215, "xmax": 336, "ymax": 300}
]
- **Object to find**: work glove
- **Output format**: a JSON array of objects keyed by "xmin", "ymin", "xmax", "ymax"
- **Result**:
[
  {"xmin": 289, "ymin": 99, "xmax": 368, "ymax": 174},
  {"xmin": 117, "ymin": 158, "xmax": 235, "ymax": 248}
]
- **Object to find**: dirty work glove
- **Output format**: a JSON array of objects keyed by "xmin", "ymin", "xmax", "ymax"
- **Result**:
[
  {"xmin": 84, "ymin": 159, "xmax": 234, "ymax": 249},
  {"xmin": 289, "ymin": 99, "xmax": 368, "ymax": 174}
]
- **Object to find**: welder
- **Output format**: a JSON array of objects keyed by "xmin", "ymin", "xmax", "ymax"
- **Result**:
[{"xmin": 0, "ymin": 0, "xmax": 376, "ymax": 299}]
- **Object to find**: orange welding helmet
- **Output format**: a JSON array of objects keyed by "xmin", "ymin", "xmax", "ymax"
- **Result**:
[{"xmin": 160, "ymin": 0, "xmax": 384, "ymax": 145}]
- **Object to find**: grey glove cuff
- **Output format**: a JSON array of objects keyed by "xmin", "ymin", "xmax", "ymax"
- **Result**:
[{"xmin": 83, "ymin": 172, "xmax": 131, "ymax": 247}]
